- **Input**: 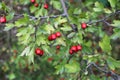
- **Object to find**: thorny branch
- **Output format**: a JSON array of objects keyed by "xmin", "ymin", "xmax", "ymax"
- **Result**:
[
  {"xmin": 87, "ymin": 10, "xmax": 120, "ymax": 25},
  {"xmin": 86, "ymin": 62, "xmax": 120, "ymax": 80}
]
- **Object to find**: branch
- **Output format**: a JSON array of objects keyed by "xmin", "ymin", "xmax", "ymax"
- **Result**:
[
  {"xmin": 87, "ymin": 10, "xmax": 120, "ymax": 25},
  {"xmin": 14, "ymin": 13, "xmax": 66, "ymax": 20},
  {"xmin": 60, "ymin": 0, "xmax": 78, "ymax": 32},
  {"xmin": 86, "ymin": 62, "xmax": 120, "ymax": 80}
]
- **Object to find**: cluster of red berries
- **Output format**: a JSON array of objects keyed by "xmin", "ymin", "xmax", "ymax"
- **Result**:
[
  {"xmin": 81, "ymin": 22, "xmax": 87, "ymax": 29},
  {"xmin": 0, "ymin": 16, "xmax": 6, "ymax": 23},
  {"xmin": 69, "ymin": 45, "xmax": 82, "ymax": 55},
  {"xmin": 35, "ymin": 48, "xmax": 44, "ymax": 56},
  {"xmin": 30, "ymin": 0, "xmax": 49, "ymax": 9},
  {"xmin": 48, "ymin": 32, "xmax": 61, "ymax": 41}
]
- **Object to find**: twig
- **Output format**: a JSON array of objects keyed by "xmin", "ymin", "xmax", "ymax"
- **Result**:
[
  {"xmin": 87, "ymin": 10, "xmax": 120, "ymax": 25},
  {"xmin": 60, "ymin": 0, "xmax": 78, "ymax": 32}
]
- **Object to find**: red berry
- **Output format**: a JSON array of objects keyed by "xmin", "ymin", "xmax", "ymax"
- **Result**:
[
  {"xmin": 76, "ymin": 45, "xmax": 82, "ymax": 51},
  {"xmin": 106, "ymin": 72, "xmax": 111, "ymax": 77},
  {"xmin": 30, "ymin": 0, "xmax": 35, "ymax": 3},
  {"xmin": 35, "ymin": 48, "xmax": 44, "ymax": 56},
  {"xmin": 34, "ymin": 3, "xmax": 39, "ymax": 7},
  {"xmin": 47, "ymin": 57, "xmax": 53, "ymax": 62},
  {"xmin": 60, "ymin": 78, "xmax": 65, "ymax": 80},
  {"xmin": 40, "ymin": 50, "xmax": 44, "ymax": 56},
  {"xmin": 13, "ymin": 50, "xmax": 17, "ymax": 53},
  {"xmin": 70, "ymin": 46, "xmax": 77, "ymax": 52},
  {"xmin": 56, "ymin": 32, "xmax": 61, "ymax": 37},
  {"xmin": 56, "ymin": 45, "xmax": 60, "ymax": 49},
  {"xmin": 81, "ymin": 22, "xmax": 87, "ymax": 29},
  {"xmin": 0, "ymin": 16, "xmax": 6, "ymax": 23},
  {"xmin": 51, "ymin": 34, "xmax": 57, "ymax": 40},
  {"xmin": 44, "ymin": 3, "xmax": 49, "ymax": 9},
  {"xmin": 48, "ymin": 35, "xmax": 52, "ymax": 41},
  {"xmin": 69, "ymin": 49, "xmax": 73, "ymax": 55}
]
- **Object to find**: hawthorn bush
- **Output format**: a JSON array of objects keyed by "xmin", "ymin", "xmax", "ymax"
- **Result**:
[{"xmin": 0, "ymin": 0, "xmax": 120, "ymax": 80}]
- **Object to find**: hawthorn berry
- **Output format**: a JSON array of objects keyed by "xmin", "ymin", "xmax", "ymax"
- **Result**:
[
  {"xmin": 81, "ymin": 22, "xmax": 87, "ymax": 29},
  {"xmin": 56, "ymin": 32, "xmax": 61, "ymax": 37},
  {"xmin": 0, "ymin": 16, "xmax": 6, "ymax": 23},
  {"xmin": 13, "ymin": 50, "xmax": 17, "ymax": 53},
  {"xmin": 44, "ymin": 3, "xmax": 49, "ymax": 9},
  {"xmin": 69, "ymin": 49, "xmax": 73, "ymax": 55},
  {"xmin": 48, "ymin": 35, "xmax": 52, "ymax": 41},
  {"xmin": 106, "ymin": 72, "xmax": 111, "ymax": 77},
  {"xmin": 76, "ymin": 45, "xmax": 82, "ymax": 51},
  {"xmin": 56, "ymin": 45, "xmax": 60, "ymax": 50},
  {"xmin": 35, "ymin": 48, "xmax": 44, "ymax": 56},
  {"xmin": 47, "ymin": 57, "xmax": 53, "ymax": 62},
  {"xmin": 51, "ymin": 34, "xmax": 57, "ymax": 40},
  {"xmin": 34, "ymin": 3, "xmax": 39, "ymax": 7},
  {"xmin": 70, "ymin": 46, "xmax": 77, "ymax": 52},
  {"xmin": 30, "ymin": 0, "xmax": 35, "ymax": 3}
]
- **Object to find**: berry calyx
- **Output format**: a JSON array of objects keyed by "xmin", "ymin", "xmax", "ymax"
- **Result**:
[
  {"xmin": 0, "ymin": 16, "xmax": 6, "ymax": 23},
  {"xmin": 30, "ymin": 0, "xmax": 35, "ymax": 3},
  {"xmin": 51, "ymin": 34, "xmax": 57, "ymax": 40},
  {"xmin": 70, "ymin": 46, "xmax": 77, "ymax": 52},
  {"xmin": 81, "ymin": 22, "xmax": 87, "ymax": 29},
  {"xmin": 35, "ymin": 48, "xmax": 44, "ymax": 56},
  {"xmin": 56, "ymin": 45, "xmax": 60, "ymax": 50},
  {"xmin": 34, "ymin": 3, "xmax": 39, "ymax": 7},
  {"xmin": 44, "ymin": 3, "xmax": 49, "ymax": 9},
  {"xmin": 76, "ymin": 45, "xmax": 82, "ymax": 51},
  {"xmin": 56, "ymin": 32, "xmax": 61, "ymax": 37}
]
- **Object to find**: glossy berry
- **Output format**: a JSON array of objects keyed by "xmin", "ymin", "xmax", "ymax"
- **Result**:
[
  {"xmin": 56, "ymin": 32, "xmax": 61, "ymax": 37},
  {"xmin": 51, "ymin": 34, "xmax": 57, "ymax": 40},
  {"xmin": 30, "ymin": 0, "xmax": 35, "ymax": 3},
  {"xmin": 69, "ymin": 49, "xmax": 73, "ymax": 55},
  {"xmin": 81, "ymin": 22, "xmax": 87, "ymax": 29},
  {"xmin": 70, "ymin": 46, "xmax": 77, "ymax": 52},
  {"xmin": 76, "ymin": 45, "xmax": 82, "ymax": 51},
  {"xmin": 44, "ymin": 3, "xmax": 49, "ymax": 9},
  {"xmin": 34, "ymin": 3, "xmax": 39, "ymax": 7},
  {"xmin": 48, "ymin": 35, "xmax": 52, "ymax": 41},
  {"xmin": 0, "ymin": 16, "xmax": 6, "ymax": 23},
  {"xmin": 35, "ymin": 48, "xmax": 44, "ymax": 56},
  {"xmin": 56, "ymin": 45, "xmax": 60, "ymax": 50}
]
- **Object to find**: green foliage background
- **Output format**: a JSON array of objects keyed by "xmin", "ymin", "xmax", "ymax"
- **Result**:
[{"xmin": 0, "ymin": 0, "xmax": 120, "ymax": 80}]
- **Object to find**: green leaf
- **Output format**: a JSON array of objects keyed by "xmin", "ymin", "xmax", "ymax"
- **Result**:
[
  {"xmin": 107, "ymin": 56, "xmax": 120, "ymax": 70},
  {"xmin": 4, "ymin": 23, "xmax": 14, "ymax": 31},
  {"xmin": 111, "ymin": 28, "xmax": 120, "ymax": 40},
  {"xmin": 93, "ymin": 1, "xmax": 104, "ymax": 12},
  {"xmin": 44, "ymin": 24, "xmax": 55, "ymax": 34},
  {"xmin": 8, "ymin": 73, "xmax": 16, "ymax": 80},
  {"xmin": 111, "ymin": 20, "xmax": 120, "ymax": 28},
  {"xmin": 20, "ymin": 46, "xmax": 30, "ymax": 56},
  {"xmin": 65, "ymin": 61, "xmax": 80, "ymax": 73},
  {"xmin": 55, "ymin": 65, "xmax": 64, "ymax": 74},
  {"xmin": 99, "ymin": 35, "xmax": 112, "ymax": 52},
  {"xmin": 15, "ymin": 15, "xmax": 29, "ymax": 27},
  {"xmin": 28, "ymin": 46, "xmax": 34, "ymax": 64},
  {"xmin": 6, "ymin": 12, "xmax": 14, "ymax": 21},
  {"xmin": 108, "ymin": 0, "xmax": 117, "ymax": 8},
  {"xmin": 50, "ymin": 1, "xmax": 62, "ymax": 11}
]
